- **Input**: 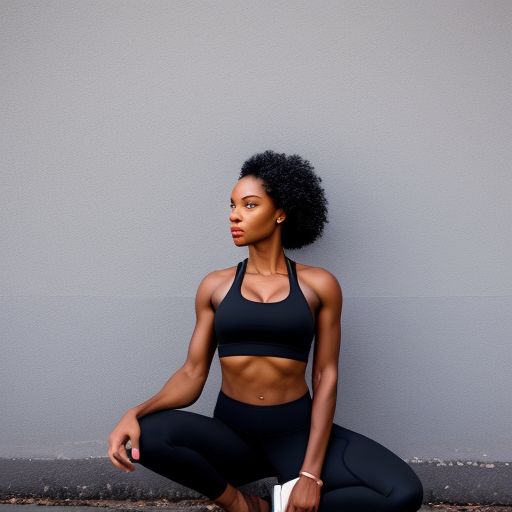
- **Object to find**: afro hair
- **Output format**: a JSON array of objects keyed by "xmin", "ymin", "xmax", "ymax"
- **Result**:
[{"xmin": 239, "ymin": 150, "xmax": 329, "ymax": 250}]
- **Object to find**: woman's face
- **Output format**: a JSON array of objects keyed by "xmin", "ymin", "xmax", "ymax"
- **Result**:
[{"xmin": 229, "ymin": 175, "xmax": 285, "ymax": 246}]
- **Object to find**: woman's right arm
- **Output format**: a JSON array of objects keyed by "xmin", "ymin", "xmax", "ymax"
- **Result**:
[
  {"xmin": 107, "ymin": 270, "xmax": 219, "ymax": 472},
  {"xmin": 130, "ymin": 270, "xmax": 219, "ymax": 417}
]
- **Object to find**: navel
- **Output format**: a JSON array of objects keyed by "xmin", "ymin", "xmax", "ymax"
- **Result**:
[{"xmin": 258, "ymin": 394, "xmax": 265, "ymax": 400}]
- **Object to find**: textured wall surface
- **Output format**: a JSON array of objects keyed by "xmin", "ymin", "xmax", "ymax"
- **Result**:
[{"xmin": 1, "ymin": 0, "xmax": 510, "ymax": 464}]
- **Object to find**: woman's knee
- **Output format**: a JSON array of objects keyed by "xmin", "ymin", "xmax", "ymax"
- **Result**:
[
  {"xmin": 387, "ymin": 474, "xmax": 424, "ymax": 512},
  {"xmin": 137, "ymin": 409, "xmax": 216, "ymax": 457},
  {"xmin": 137, "ymin": 409, "xmax": 185, "ymax": 457},
  {"xmin": 333, "ymin": 423, "xmax": 423, "ymax": 508}
]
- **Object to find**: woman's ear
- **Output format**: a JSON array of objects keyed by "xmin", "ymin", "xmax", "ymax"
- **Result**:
[{"xmin": 275, "ymin": 209, "xmax": 286, "ymax": 223}]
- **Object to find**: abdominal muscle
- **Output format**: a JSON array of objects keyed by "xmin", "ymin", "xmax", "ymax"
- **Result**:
[{"xmin": 219, "ymin": 355, "xmax": 309, "ymax": 405}]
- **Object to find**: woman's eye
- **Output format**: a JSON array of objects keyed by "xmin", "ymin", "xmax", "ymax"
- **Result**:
[{"xmin": 229, "ymin": 203, "xmax": 256, "ymax": 209}]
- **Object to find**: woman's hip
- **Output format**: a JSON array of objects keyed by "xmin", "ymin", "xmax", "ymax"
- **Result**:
[{"xmin": 213, "ymin": 388, "xmax": 312, "ymax": 440}]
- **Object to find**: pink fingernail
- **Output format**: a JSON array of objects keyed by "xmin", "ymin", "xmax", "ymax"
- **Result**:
[{"xmin": 132, "ymin": 448, "xmax": 139, "ymax": 460}]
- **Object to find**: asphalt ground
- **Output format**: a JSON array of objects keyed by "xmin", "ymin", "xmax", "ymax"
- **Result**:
[{"xmin": 2, "ymin": 498, "xmax": 512, "ymax": 512}]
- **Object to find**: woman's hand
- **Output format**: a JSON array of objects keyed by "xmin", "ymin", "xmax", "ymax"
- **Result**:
[
  {"xmin": 107, "ymin": 409, "xmax": 141, "ymax": 473},
  {"xmin": 285, "ymin": 475, "xmax": 321, "ymax": 512}
]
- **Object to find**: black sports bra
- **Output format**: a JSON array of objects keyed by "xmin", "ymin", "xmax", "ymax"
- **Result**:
[{"xmin": 213, "ymin": 256, "xmax": 315, "ymax": 362}]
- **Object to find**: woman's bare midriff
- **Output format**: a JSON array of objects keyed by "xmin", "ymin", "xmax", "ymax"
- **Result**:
[{"xmin": 219, "ymin": 355, "xmax": 309, "ymax": 405}]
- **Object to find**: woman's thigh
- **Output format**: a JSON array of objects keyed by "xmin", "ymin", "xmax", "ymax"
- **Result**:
[
  {"xmin": 263, "ymin": 422, "xmax": 422, "ymax": 500},
  {"xmin": 262, "ymin": 426, "xmax": 360, "ymax": 488},
  {"xmin": 324, "ymin": 424, "xmax": 422, "ymax": 498},
  {"xmin": 137, "ymin": 408, "xmax": 275, "ymax": 488}
]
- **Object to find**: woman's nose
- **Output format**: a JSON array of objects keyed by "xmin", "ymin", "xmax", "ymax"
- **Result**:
[{"xmin": 229, "ymin": 209, "xmax": 241, "ymax": 221}]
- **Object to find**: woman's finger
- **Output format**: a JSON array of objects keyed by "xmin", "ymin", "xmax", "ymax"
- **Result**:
[
  {"xmin": 107, "ymin": 449, "xmax": 129, "ymax": 472},
  {"xmin": 113, "ymin": 450, "xmax": 134, "ymax": 472}
]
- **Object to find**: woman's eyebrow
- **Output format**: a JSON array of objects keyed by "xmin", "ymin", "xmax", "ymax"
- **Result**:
[{"xmin": 230, "ymin": 195, "xmax": 262, "ymax": 201}]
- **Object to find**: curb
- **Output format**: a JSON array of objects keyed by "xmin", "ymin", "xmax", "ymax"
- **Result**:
[{"xmin": 1, "ymin": 458, "xmax": 511, "ymax": 506}]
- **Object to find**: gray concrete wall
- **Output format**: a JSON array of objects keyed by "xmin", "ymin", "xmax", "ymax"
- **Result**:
[{"xmin": 1, "ymin": 0, "xmax": 510, "ymax": 469}]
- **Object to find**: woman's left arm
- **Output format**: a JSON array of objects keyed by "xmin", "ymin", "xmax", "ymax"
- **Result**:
[{"xmin": 300, "ymin": 269, "xmax": 343, "ymax": 478}]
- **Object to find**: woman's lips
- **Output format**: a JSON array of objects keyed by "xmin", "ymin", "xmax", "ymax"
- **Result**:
[{"xmin": 231, "ymin": 229, "xmax": 243, "ymax": 237}]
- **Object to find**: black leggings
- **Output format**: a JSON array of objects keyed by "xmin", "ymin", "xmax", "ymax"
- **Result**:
[{"xmin": 134, "ymin": 389, "xmax": 423, "ymax": 512}]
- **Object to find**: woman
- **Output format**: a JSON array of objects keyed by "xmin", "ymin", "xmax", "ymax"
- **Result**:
[{"xmin": 107, "ymin": 150, "xmax": 424, "ymax": 512}]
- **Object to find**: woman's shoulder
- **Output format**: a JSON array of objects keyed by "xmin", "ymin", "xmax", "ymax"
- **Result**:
[
  {"xmin": 198, "ymin": 261, "xmax": 240, "ymax": 288},
  {"xmin": 294, "ymin": 260, "xmax": 343, "ymax": 298},
  {"xmin": 193, "ymin": 262, "xmax": 241, "ymax": 309},
  {"xmin": 295, "ymin": 259, "xmax": 339, "ymax": 280}
]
